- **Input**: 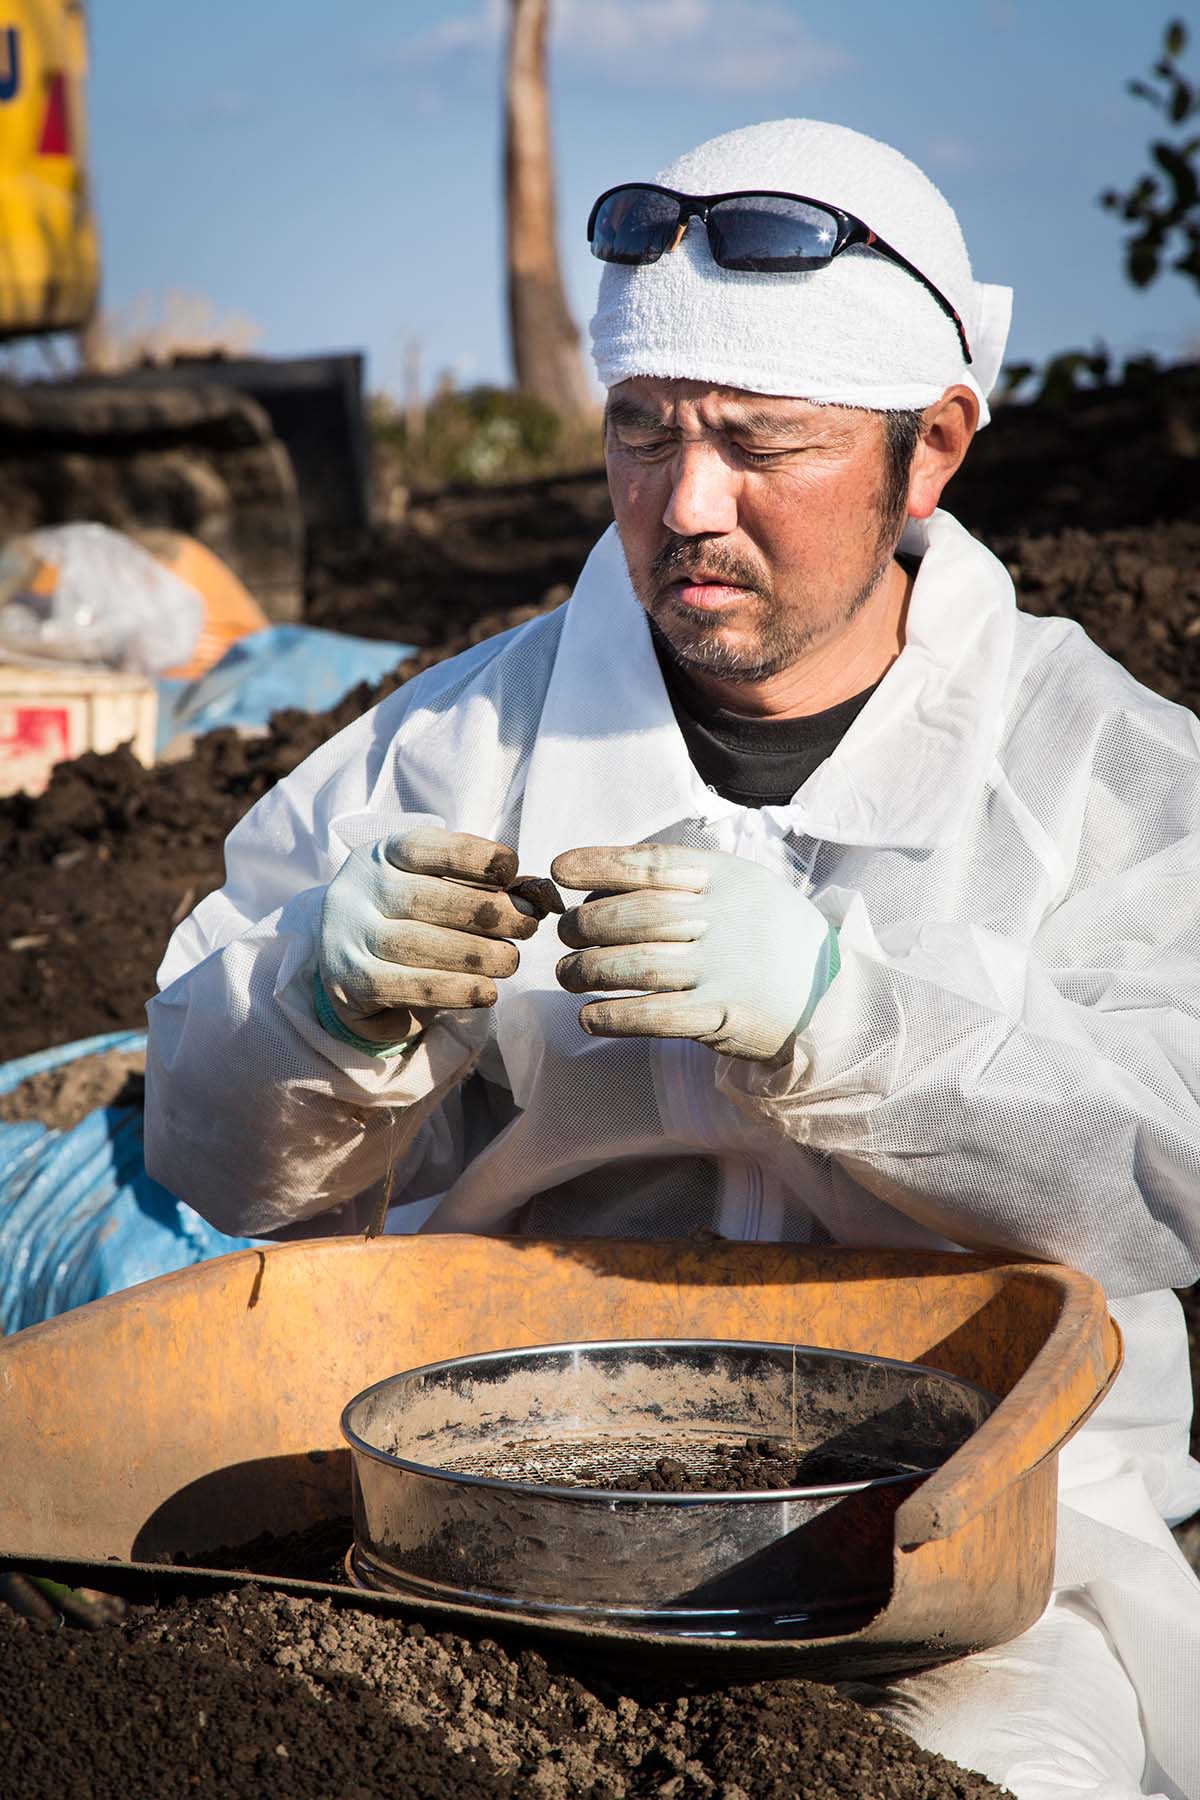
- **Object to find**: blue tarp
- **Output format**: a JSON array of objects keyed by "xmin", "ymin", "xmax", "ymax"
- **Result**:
[
  {"xmin": 0, "ymin": 1031, "xmax": 259, "ymax": 1335},
  {"xmin": 157, "ymin": 622, "xmax": 414, "ymax": 751},
  {"xmin": 2, "ymin": 628, "xmax": 411, "ymax": 1329}
]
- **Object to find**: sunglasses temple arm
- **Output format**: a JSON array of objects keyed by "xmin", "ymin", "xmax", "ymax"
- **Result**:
[{"xmin": 867, "ymin": 231, "xmax": 973, "ymax": 365}]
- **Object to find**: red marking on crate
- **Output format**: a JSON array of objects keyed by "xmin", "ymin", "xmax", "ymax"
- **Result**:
[{"xmin": 0, "ymin": 706, "xmax": 72, "ymax": 758}]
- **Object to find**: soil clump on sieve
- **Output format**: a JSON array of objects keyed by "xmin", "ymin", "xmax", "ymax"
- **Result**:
[
  {"xmin": 625, "ymin": 1438, "xmax": 911, "ymax": 1494},
  {"xmin": 0, "ymin": 1584, "xmax": 1011, "ymax": 1799},
  {"xmin": 447, "ymin": 1434, "xmax": 917, "ymax": 1493}
]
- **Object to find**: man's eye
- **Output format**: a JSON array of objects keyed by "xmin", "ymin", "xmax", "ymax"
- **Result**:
[
  {"xmin": 736, "ymin": 444, "xmax": 789, "ymax": 464},
  {"xmin": 622, "ymin": 437, "xmax": 673, "ymax": 457}
]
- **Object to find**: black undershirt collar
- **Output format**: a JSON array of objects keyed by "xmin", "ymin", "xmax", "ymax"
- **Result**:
[{"xmin": 652, "ymin": 626, "xmax": 881, "ymax": 808}]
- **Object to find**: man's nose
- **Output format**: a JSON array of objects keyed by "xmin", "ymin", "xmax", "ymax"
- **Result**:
[{"xmin": 662, "ymin": 444, "xmax": 739, "ymax": 538}]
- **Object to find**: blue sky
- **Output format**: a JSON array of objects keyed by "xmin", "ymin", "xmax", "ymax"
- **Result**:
[{"xmin": 87, "ymin": 1, "xmax": 1198, "ymax": 399}]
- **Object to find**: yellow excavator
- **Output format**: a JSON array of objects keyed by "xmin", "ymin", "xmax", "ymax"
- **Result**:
[
  {"xmin": 0, "ymin": 0, "xmax": 99, "ymax": 338},
  {"xmin": 0, "ymin": 0, "xmax": 368, "ymax": 626}
]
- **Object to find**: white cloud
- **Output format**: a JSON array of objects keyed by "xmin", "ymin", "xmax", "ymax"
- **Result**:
[
  {"xmin": 923, "ymin": 134, "xmax": 978, "ymax": 174},
  {"xmin": 555, "ymin": 0, "xmax": 851, "ymax": 89},
  {"xmin": 384, "ymin": 0, "xmax": 851, "ymax": 93},
  {"xmin": 388, "ymin": 0, "xmax": 503, "ymax": 64}
]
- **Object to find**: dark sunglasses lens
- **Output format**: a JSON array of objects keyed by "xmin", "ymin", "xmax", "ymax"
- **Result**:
[
  {"xmin": 590, "ymin": 187, "xmax": 680, "ymax": 264},
  {"xmin": 708, "ymin": 196, "xmax": 840, "ymax": 272}
]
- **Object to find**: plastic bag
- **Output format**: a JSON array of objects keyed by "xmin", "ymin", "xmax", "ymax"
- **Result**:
[
  {"xmin": 0, "ymin": 1030, "xmax": 258, "ymax": 1335},
  {"xmin": 0, "ymin": 523, "xmax": 203, "ymax": 674}
]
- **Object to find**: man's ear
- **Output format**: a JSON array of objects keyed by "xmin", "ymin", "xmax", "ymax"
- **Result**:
[{"xmin": 907, "ymin": 385, "xmax": 979, "ymax": 520}]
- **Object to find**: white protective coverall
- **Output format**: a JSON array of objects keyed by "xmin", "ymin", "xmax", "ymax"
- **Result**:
[{"xmin": 146, "ymin": 509, "xmax": 1200, "ymax": 1799}]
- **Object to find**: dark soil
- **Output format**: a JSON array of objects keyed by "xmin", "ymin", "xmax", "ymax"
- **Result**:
[
  {"xmin": 625, "ymin": 1439, "xmax": 910, "ymax": 1495},
  {"xmin": 175, "ymin": 1517, "xmax": 355, "ymax": 1586},
  {"xmin": 0, "ymin": 1585, "xmax": 1011, "ymax": 1799},
  {"xmin": 989, "ymin": 519, "xmax": 1200, "ymax": 709},
  {"xmin": 452, "ymin": 1434, "xmax": 914, "ymax": 1493},
  {"xmin": 304, "ymin": 466, "xmax": 610, "ymax": 646}
]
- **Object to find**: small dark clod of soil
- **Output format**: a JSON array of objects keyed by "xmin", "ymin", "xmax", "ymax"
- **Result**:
[{"xmin": 0, "ymin": 1583, "xmax": 1011, "ymax": 1799}]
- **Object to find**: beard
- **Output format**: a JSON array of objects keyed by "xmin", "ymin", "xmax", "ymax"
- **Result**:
[{"xmin": 633, "ymin": 527, "xmax": 899, "ymax": 685}]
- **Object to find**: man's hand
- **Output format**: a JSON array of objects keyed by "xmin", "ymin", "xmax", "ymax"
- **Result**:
[
  {"xmin": 551, "ymin": 843, "xmax": 836, "ymax": 1063},
  {"xmin": 318, "ymin": 828, "xmax": 538, "ymax": 1048}
]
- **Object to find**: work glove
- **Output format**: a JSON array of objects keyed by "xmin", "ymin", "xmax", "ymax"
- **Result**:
[
  {"xmin": 552, "ymin": 843, "xmax": 838, "ymax": 1063},
  {"xmin": 316, "ymin": 828, "xmax": 539, "ymax": 1053}
]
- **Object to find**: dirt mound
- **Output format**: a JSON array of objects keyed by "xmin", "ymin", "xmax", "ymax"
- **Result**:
[
  {"xmin": 0, "ymin": 1586, "xmax": 1009, "ymax": 1799},
  {"xmin": 989, "ymin": 520, "xmax": 1200, "ymax": 706},
  {"xmin": 305, "ymin": 466, "xmax": 609, "ymax": 645},
  {"xmin": 0, "ymin": 1047, "xmax": 145, "ymax": 1131},
  {"xmin": 946, "ymin": 363, "xmax": 1200, "ymax": 537}
]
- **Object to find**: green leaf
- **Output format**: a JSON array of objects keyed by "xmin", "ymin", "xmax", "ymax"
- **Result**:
[
  {"xmin": 1152, "ymin": 140, "xmax": 1199, "ymax": 209},
  {"xmin": 1169, "ymin": 79, "xmax": 1195, "ymax": 124},
  {"xmin": 1128, "ymin": 238, "xmax": 1160, "ymax": 286},
  {"xmin": 998, "ymin": 361, "xmax": 1035, "ymax": 400},
  {"xmin": 1122, "ymin": 352, "xmax": 1160, "ymax": 382},
  {"xmin": 1165, "ymin": 19, "xmax": 1187, "ymax": 57}
]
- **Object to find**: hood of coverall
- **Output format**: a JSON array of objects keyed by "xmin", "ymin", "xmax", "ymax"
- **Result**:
[{"xmin": 589, "ymin": 118, "xmax": 1013, "ymax": 425}]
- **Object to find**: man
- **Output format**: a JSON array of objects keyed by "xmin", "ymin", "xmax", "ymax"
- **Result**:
[{"xmin": 145, "ymin": 121, "xmax": 1200, "ymax": 1797}]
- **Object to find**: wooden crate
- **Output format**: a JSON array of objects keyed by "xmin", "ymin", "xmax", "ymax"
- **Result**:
[{"xmin": 0, "ymin": 662, "xmax": 156, "ymax": 796}]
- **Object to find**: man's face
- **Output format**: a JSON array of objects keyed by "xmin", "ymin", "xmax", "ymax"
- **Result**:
[{"xmin": 604, "ymin": 376, "xmax": 908, "ymax": 683}]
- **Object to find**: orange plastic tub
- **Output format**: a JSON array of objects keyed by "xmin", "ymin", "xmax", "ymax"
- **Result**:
[{"xmin": 0, "ymin": 1238, "xmax": 1120, "ymax": 1678}]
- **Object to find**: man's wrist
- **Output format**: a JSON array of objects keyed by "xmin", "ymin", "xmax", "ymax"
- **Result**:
[{"xmin": 312, "ymin": 972, "xmax": 420, "ymax": 1060}]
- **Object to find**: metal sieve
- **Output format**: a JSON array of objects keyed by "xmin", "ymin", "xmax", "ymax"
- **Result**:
[{"xmin": 341, "ymin": 1338, "xmax": 996, "ymax": 1643}]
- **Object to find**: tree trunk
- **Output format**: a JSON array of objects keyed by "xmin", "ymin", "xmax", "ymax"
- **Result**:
[{"xmin": 504, "ymin": 0, "xmax": 593, "ymax": 416}]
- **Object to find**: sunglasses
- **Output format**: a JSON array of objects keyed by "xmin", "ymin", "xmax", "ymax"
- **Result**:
[{"xmin": 588, "ymin": 182, "xmax": 972, "ymax": 364}]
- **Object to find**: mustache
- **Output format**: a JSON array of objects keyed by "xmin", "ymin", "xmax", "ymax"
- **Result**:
[{"xmin": 648, "ymin": 536, "xmax": 768, "ymax": 596}]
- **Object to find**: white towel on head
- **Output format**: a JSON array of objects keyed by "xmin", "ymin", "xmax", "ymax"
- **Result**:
[{"xmin": 589, "ymin": 119, "xmax": 1012, "ymax": 426}]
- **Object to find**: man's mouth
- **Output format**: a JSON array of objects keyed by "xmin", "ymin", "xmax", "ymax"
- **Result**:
[{"xmin": 665, "ymin": 573, "xmax": 757, "ymax": 612}]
